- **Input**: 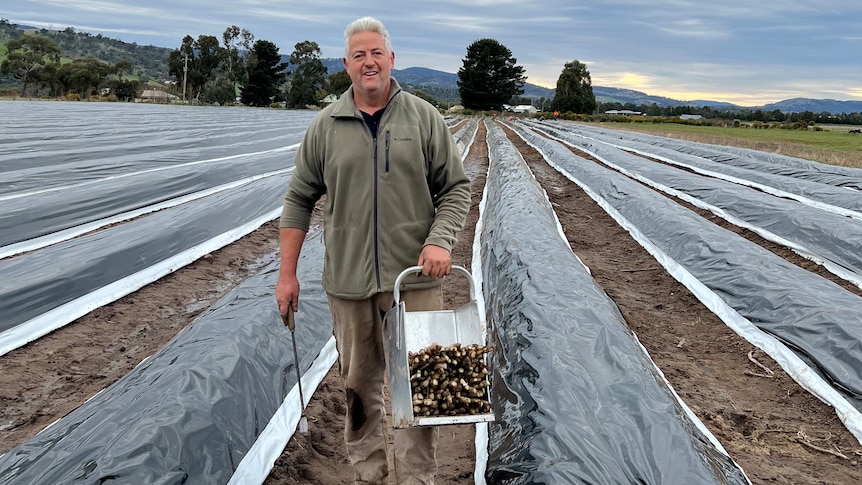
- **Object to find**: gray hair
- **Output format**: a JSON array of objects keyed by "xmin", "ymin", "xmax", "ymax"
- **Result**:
[{"xmin": 343, "ymin": 16, "xmax": 393, "ymax": 58}]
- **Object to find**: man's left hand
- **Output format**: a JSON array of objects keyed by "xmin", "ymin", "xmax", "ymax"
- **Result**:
[{"xmin": 418, "ymin": 245, "xmax": 452, "ymax": 278}]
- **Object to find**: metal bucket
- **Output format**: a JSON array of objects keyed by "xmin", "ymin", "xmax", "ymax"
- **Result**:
[{"xmin": 386, "ymin": 265, "xmax": 494, "ymax": 428}]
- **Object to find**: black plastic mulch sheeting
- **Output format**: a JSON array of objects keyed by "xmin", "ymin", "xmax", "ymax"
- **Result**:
[
  {"xmin": 0, "ymin": 174, "xmax": 290, "ymax": 334},
  {"xmin": 0, "ymin": 142, "xmax": 301, "ymax": 248},
  {"xmin": 535, "ymin": 122, "xmax": 862, "ymax": 216},
  {"xmin": 533, "ymin": 122, "xmax": 862, "ymax": 216},
  {"xmin": 480, "ymin": 120, "xmax": 747, "ymax": 484},
  {"xmin": 0, "ymin": 115, "xmax": 479, "ymax": 340},
  {"xmin": 528, "ymin": 124, "xmax": 862, "ymax": 280},
  {"xmin": 510, "ymin": 123, "xmax": 862, "ymax": 406},
  {"xmin": 1, "ymin": 102, "xmax": 312, "ymax": 249},
  {"xmin": 556, "ymin": 122, "xmax": 862, "ymax": 191},
  {"xmin": 453, "ymin": 118, "xmax": 478, "ymax": 155},
  {"xmin": 0, "ymin": 116, "xmax": 479, "ymax": 483},
  {"xmin": 0, "ymin": 230, "xmax": 332, "ymax": 485},
  {"xmin": 0, "ymin": 102, "xmax": 316, "ymax": 194}
]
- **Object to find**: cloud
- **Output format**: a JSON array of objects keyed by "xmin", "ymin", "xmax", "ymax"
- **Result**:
[{"xmin": 5, "ymin": 0, "xmax": 861, "ymax": 104}]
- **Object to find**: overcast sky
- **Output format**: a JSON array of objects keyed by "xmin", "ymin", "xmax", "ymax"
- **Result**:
[{"xmin": 5, "ymin": 0, "xmax": 861, "ymax": 106}]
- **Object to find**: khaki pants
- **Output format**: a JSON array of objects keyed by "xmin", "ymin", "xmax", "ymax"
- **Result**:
[{"xmin": 328, "ymin": 286, "xmax": 442, "ymax": 485}]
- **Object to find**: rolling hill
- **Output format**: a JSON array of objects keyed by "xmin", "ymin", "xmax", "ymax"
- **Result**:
[
  {"xmin": 306, "ymin": 61, "xmax": 862, "ymax": 114},
  {"xmin": 3, "ymin": 21, "xmax": 861, "ymax": 114}
]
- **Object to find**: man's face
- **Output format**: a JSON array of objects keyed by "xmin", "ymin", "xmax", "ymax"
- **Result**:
[{"xmin": 343, "ymin": 31, "xmax": 395, "ymax": 99}]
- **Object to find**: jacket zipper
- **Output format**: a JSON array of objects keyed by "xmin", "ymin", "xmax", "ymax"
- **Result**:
[{"xmin": 372, "ymin": 133, "xmax": 381, "ymax": 292}]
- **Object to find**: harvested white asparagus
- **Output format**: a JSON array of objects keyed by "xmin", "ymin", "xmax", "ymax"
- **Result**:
[{"xmin": 408, "ymin": 343, "xmax": 493, "ymax": 416}]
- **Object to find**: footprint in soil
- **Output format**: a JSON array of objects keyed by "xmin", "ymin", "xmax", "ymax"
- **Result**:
[
  {"xmin": 308, "ymin": 429, "xmax": 336, "ymax": 457},
  {"xmin": 325, "ymin": 396, "xmax": 346, "ymax": 414}
]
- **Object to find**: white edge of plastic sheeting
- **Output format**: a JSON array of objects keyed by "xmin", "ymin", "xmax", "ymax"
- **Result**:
[
  {"xmin": 227, "ymin": 118, "xmax": 484, "ymax": 483},
  {"xmin": 571, "ymin": 131, "xmax": 862, "ymax": 223},
  {"xmin": 0, "ymin": 208, "xmax": 283, "ymax": 358},
  {"xmin": 227, "ymin": 336, "xmax": 338, "ymax": 485},
  {"xmin": 472, "ymin": 121, "xmax": 492, "ymax": 485},
  {"xmin": 457, "ymin": 119, "xmax": 479, "ymax": 164},
  {"xmin": 0, "ymin": 143, "xmax": 302, "ymax": 202},
  {"xmin": 509, "ymin": 125, "xmax": 750, "ymax": 480},
  {"xmin": 564, "ymin": 142, "xmax": 862, "ymax": 290},
  {"xmin": 539, "ymin": 155, "xmax": 752, "ymax": 478},
  {"xmin": 473, "ymin": 422, "xmax": 489, "ymax": 485},
  {"xmin": 0, "ymin": 168, "xmax": 294, "ymax": 260},
  {"xmin": 470, "ymin": 119, "xmax": 589, "ymax": 483},
  {"xmin": 531, "ymin": 143, "xmax": 862, "ymax": 447},
  {"xmin": 451, "ymin": 116, "xmax": 492, "ymax": 484}
]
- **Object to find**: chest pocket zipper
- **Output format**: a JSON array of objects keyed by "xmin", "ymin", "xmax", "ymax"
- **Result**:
[{"xmin": 385, "ymin": 130, "xmax": 390, "ymax": 172}]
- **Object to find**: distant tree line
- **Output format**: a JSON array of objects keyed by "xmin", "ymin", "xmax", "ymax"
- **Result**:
[
  {"xmin": 0, "ymin": 31, "xmax": 139, "ymax": 100},
  {"xmin": 0, "ymin": 19, "xmax": 170, "ymax": 93},
  {"xmin": 166, "ymin": 28, "xmax": 348, "ymax": 107},
  {"xmin": 0, "ymin": 19, "xmax": 569, "ymax": 111},
  {"xmin": 0, "ymin": 19, "xmax": 686, "ymax": 117},
  {"xmin": 3, "ymin": 18, "xmax": 858, "ymax": 124},
  {"xmin": 453, "ymin": 40, "xmax": 597, "ymax": 115},
  {"xmin": 0, "ymin": 19, "xmax": 350, "ymax": 107},
  {"xmin": 593, "ymin": 100, "xmax": 862, "ymax": 125}
]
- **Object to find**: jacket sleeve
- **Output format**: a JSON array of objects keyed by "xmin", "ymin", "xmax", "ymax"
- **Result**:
[
  {"xmin": 423, "ymin": 107, "xmax": 471, "ymax": 251},
  {"xmin": 280, "ymin": 117, "xmax": 326, "ymax": 231}
]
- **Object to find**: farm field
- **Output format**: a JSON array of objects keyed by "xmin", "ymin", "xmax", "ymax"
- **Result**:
[
  {"xmin": 269, "ymin": 120, "xmax": 862, "ymax": 484},
  {"xmin": 597, "ymin": 121, "xmax": 862, "ymax": 168},
  {"xmin": 1, "ymin": 103, "xmax": 861, "ymax": 484}
]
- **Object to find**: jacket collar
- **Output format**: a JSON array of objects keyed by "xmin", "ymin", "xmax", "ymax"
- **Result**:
[{"xmin": 331, "ymin": 78, "xmax": 403, "ymax": 118}]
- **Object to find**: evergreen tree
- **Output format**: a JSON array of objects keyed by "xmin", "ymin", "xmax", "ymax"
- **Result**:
[
  {"xmin": 412, "ymin": 89, "xmax": 437, "ymax": 106},
  {"xmin": 168, "ymin": 35, "xmax": 223, "ymax": 102},
  {"xmin": 113, "ymin": 60, "xmax": 132, "ymax": 81},
  {"xmin": 55, "ymin": 58, "xmax": 112, "ymax": 98},
  {"xmin": 241, "ymin": 39, "xmax": 288, "ymax": 107},
  {"xmin": 168, "ymin": 37, "xmax": 193, "ymax": 101},
  {"xmin": 1, "ymin": 35, "xmax": 61, "ymax": 96},
  {"xmin": 551, "ymin": 60, "xmax": 596, "ymax": 114},
  {"xmin": 325, "ymin": 69, "xmax": 351, "ymax": 97},
  {"xmin": 287, "ymin": 41, "xmax": 326, "ymax": 108},
  {"xmin": 457, "ymin": 39, "xmax": 525, "ymax": 111},
  {"xmin": 221, "ymin": 25, "xmax": 252, "ymax": 96},
  {"xmin": 200, "ymin": 78, "xmax": 238, "ymax": 105},
  {"xmin": 194, "ymin": 35, "xmax": 223, "ymax": 102},
  {"xmin": 112, "ymin": 79, "xmax": 141, "ymax": 101}
]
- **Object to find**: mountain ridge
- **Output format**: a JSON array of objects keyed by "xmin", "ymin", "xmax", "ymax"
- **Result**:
[
  {"xmin": 3, "ymin": 22, "xmax": 859, "ymax": 114},
  {"xmin": 380, "ymin": 66, "xmax": 862, "ymax": 114}
]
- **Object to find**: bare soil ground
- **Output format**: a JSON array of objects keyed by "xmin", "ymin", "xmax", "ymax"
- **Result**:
[{"xmin": 2, "ymin": 119, "xmax": 861, "ymax": 484}]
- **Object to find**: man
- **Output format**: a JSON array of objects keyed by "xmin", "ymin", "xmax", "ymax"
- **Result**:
[{"xmin": 276, "ymin": 16, "xmax": 470, "ymax": 485}]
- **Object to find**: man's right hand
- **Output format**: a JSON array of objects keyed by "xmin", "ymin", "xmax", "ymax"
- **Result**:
[
  {"xmin": 277, "ymin": 227, "xmax": 307, "ymax": 318},
  {"xmin": 276, "ymin": 275, "xmax": 300, "ymax": 317}
]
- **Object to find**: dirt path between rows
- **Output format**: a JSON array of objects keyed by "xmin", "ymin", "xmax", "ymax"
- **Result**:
[
  {"xmin": 501, "ymin": 122, "xmax": 862, "ymax": 484},
  {"xmin": 2, "ymin": 119, "xmax": 860, "ymax": 484}
]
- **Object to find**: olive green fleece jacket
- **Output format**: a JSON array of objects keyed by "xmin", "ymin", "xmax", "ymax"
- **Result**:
[{"xmin": 280, "ymin": 78, "xmax": 471, "ymax": 299}]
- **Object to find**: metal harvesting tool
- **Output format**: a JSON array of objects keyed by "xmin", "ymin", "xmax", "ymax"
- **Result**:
[{"xmin": 283, "ymin": 307, "xmax": 308, "ymax": 433}]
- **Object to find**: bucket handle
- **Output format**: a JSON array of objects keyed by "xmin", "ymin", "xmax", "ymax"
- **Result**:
[{"xmin": 393, "ymin": 265, "xmax": 475, "ymax": 305}]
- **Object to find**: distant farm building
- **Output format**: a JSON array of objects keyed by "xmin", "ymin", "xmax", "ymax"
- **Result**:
[
  {"xmin": 680, "ymin": 114, "xmax": 703, "ymax": 120},
  {"xmin": 605, "ymin": 109, "xmax": 643, "ymax": 116},
  {"xmin": 511, "ymin": 105, "xmax": 538, "ymax": 114},
  {"xmin": 137, "ymin": 89, "xmax": 178, "ymax": 103}
]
